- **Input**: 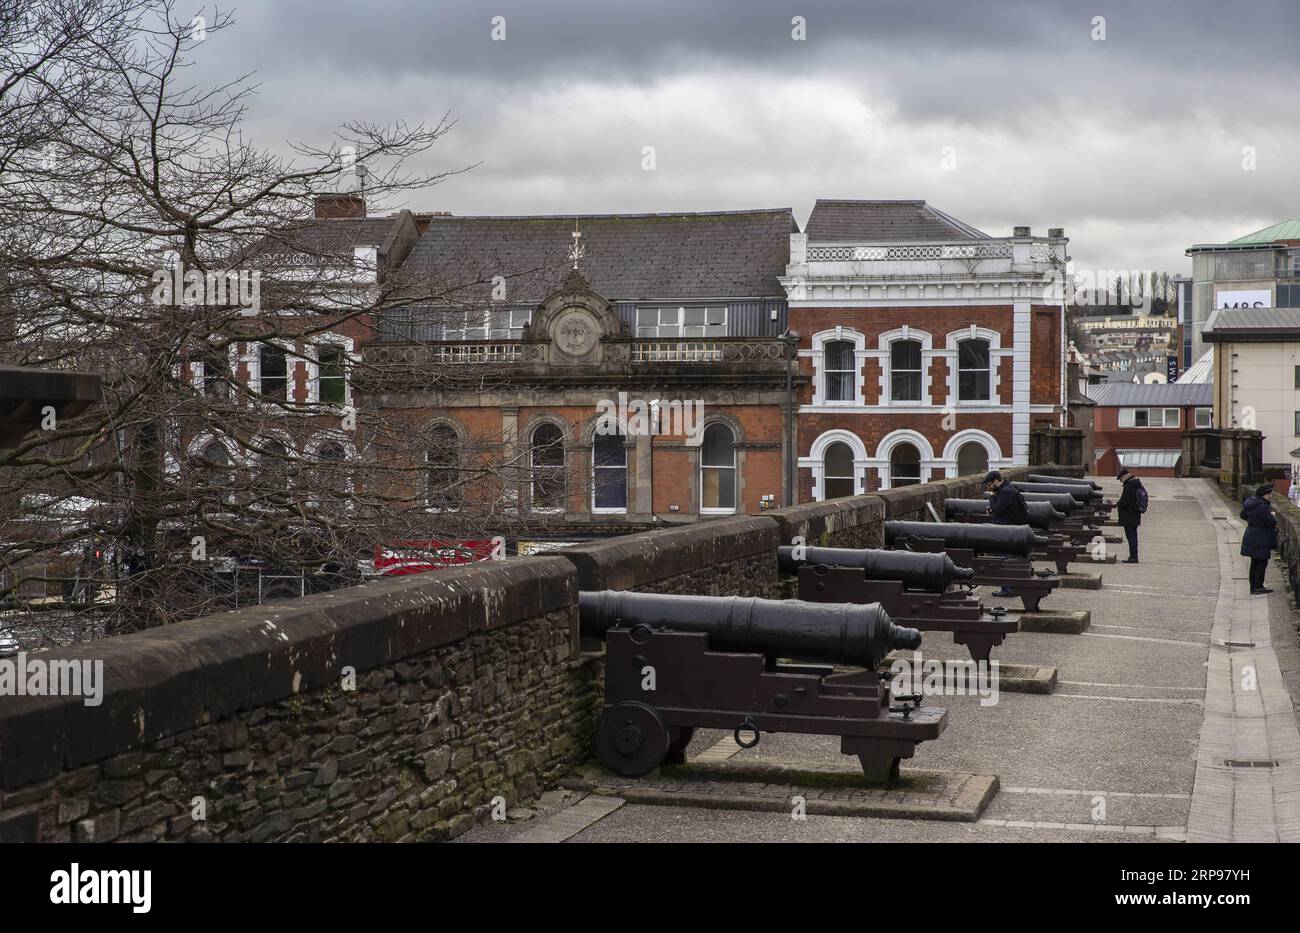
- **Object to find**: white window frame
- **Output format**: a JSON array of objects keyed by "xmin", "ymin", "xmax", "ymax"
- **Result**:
[
  {"xmin": 1194, "ymin": 407, "xmax": 1212, "ymax": 429},
  {"xmin": 956, "ymin": 337, "xmax": 992, "ymax": 403},
  {"xmin": 807, "ymin": 328, "xmax": 866, "ymax": 407},
  {"xmin": 528, "ymin": 422, "xmax": 567, "ymax": 513},
  {"xmin": 699, "ymin": 422, "xmax": 737, "ymax": 515},
  {"xmin": 1118, "ymin": 407, "xmax": 1180, "ymax": 428},
  {"xmin": 879, "ymin": 327, "xmax": 933, "ymax": 405},
  {"xmin": 305, "ymin": 335, "xmax": 356, "ymax": 407},
  {"xmin": 942, "ymin": 326, "xmax": 1007, "ymax": 409},
  {"xmin": 635, "ymin": 305, "xmax": 727, "ymax": 338},
  {"xmin": 591, "ymin": 431, "xmax": 629, "ymax": 514}
]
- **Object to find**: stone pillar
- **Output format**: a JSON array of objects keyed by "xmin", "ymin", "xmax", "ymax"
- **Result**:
[
  {"xmin": 633, "ymin": 432, "xmax": 652, "ymax": 518},
  {"xmin": 501, "ymin": 407, "xmax": 520, "ymax": 506}
]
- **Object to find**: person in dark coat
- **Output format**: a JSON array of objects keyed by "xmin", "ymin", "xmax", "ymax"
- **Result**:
[
  {"xmin": 1240, "ymin": 484, "xmax": 1278, "ymax": 595},
  {"xmin": 983, "ymin": 470, "xmax": 1018, "ymax": 596},
  {"xmin": 985, "ymin": 470, "xmax": 1020, "ymax": 526},
  {"xmin": 1115, "ymin": 468, "xmax": 1144, "ymax": 563}
]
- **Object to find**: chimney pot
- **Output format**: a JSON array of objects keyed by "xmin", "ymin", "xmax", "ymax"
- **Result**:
[{"xmin": 1048, "ymin": 227, "xmax": 1064, "ymax": 238}]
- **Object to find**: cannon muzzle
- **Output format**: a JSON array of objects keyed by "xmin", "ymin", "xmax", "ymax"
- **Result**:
[
  {"xmin": 1026, "ymin": 473, "xmax": 1102, "ymax": 491},
  {"xmin": 947, "ymin": 497, "xmax": 1065, "ymax": 530},
  {"xmin": 777, "ymin": 545, "xmax": 975, "ymax": 590},
  {"xmin": 883, "ymin": 520, "xmax": 1047, "ymax": 557},
  {"xmin": 578, "ymin": 590, "xmax": 920, "ymax": 669}
]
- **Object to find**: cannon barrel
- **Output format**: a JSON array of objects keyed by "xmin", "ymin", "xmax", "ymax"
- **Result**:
[
  {"xmin": 579, "ymin": 591, "xmax": 920, "ymax": 669},
  {"xmin": 1011, "ymin": 481, "xmax": 1099, "ymax": 503},
  {"xmin": 883, "ymin": 520, "xmax": 1048, "ymax": 557},
  {"xmin": 998, "ymin": 490, "xmax": 1082, "ymax": 514},
  {"xmin": 946, "ymin": 498, "xmax": 1065, "ymax": 530},
  {"xmin": 777, "ymin": 545, "xmax": 975, "ymax": 590},
  {"xmin": 1026, "ymin": 473, "xmax": 1102, "ymax": 491}
]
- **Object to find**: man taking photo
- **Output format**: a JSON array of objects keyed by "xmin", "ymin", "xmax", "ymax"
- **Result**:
[{"xmin": 983, "ymin": 470, "xmax": 1028, "ymax": 597}]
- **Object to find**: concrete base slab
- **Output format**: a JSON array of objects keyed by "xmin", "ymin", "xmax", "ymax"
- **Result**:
[
  {"xmin": 879, "ymin": 653, "xmax": 1057, "ymax": 693},
  {"xmin": 565, "ymin": 761, "xmax": 998, "ymax": 822},
  {"xmin": 1058, "ymin": 571, "xmax": 1103, "ymax": 590},
  {"xmin": 1015, "ymin": 609, "xmax": 1092, "ymax": 634}
]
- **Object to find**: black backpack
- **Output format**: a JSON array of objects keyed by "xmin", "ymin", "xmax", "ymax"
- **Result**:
[{"xmin": 1006, "ymin": 486, "xmax": 1030, "ymax": 525}]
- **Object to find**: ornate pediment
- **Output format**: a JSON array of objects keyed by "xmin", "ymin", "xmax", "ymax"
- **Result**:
[{"xmin": 528, "ymin": 271, "xmax": 623, "ymax": 365}]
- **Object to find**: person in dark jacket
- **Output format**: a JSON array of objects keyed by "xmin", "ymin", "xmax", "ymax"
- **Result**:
[
  {"xmin": 985, "ymin": 470, "xmax": 1020, "ymax": 525},
  {"xmin": 1240, "ymin": 484, "xmax": 1278, "ymax": 595},
  {"xmin": 983, "ymin": 470, "xmax": 1018, "ymax": 596},
  {"xmin": 1115, "ymin": 468, "xmax": 1145, "ymax": 563}
]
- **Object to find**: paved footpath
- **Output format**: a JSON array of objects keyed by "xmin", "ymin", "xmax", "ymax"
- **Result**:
[{"xmin": 461, "ymin": 477, "xmax": 1300, "ymax": 843}]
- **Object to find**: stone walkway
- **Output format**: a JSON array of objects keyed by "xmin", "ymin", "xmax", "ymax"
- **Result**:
[{"xmin": 460, "ymin": 477, "xmax": 1300, "ymax": 843}]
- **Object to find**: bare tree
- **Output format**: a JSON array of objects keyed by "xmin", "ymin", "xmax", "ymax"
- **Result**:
[{"xmin": 0, "ymin": 1, "xmax": 572, "ymax": 641}]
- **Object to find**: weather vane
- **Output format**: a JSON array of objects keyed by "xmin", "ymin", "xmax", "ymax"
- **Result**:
[{"xmin": 567, "ymin": 221, "xmax": 585, "ymax": 270}]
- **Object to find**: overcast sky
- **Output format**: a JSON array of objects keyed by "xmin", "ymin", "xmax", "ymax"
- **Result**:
[{"xmin": 187, "ymin": 0, "xmax": 1299, "ymax": 275}]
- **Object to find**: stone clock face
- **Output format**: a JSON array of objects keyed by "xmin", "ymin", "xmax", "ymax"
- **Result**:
[{"xmin": 553, "ymin": 310, "xmax": 599, "ymax": 358}]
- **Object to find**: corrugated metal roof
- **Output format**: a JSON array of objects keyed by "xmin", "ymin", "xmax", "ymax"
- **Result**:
[
  {"xmin": 1086, "ymin": 382, "xmax": 1213, "ymax": 406},
  {"xmin": 1118, "ymin": 449, "xmax": 1182, "ymax": 469},
  {"xmin": 804, "ymin": 200, "xmax": 989, "ymax": 241},
  {"xmin": 1176, "ymin": 349, "xmax": 1214, "ymax": 384},
  {"xmin": 1203, "ymin": 306, "xmax": 1300, "ymax": 338}
]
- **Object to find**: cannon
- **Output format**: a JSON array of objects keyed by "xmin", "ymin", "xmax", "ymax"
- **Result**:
[
  {"xmin": 945, "ymin": 499, "xmax": 1093, "ymax": 571},
  {"xmin": 580, "ymin": 591, "xmax": 944, "ymax": 783},
  {"xmin": 883, "ymin": 520, "xmax": 1047, "ymax": 558},
  {"xmin": 1011, "ymin": 481, "xmax": 1098, "ymax": 503},
  {"xmin": 1012, "ymin": 481, "xmax": 1113, "ymax": 519},
  {"xmin": 991, "ymin": 491, "xmax": 1104, "ymax": 542},
  {"xmin": 945, "ymin": 497, "xmax": 1065, "ymax": 530},
  {"xmin": 882, "ymin": 521, "xmax": 1060, "ymax": 611},
  {"xmin": 1026, "ymin": 473, "xmax": 1102, "ymax": 491},
  {"xmin": 777, "ymin": 545, "xmax": 973, "ymax": 591},
  {"xmin": 780, "ymin": 546, "xmax": 1017, "ymax": 664}
]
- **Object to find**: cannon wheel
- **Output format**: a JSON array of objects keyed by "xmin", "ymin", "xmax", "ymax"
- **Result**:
[
  {"xmin": 596, "ymin": 701, "xmax": 669, "ymax": 777},
  {"xmin": 664, "ymin": 726, "xmax": 695, "ymax": 765}
]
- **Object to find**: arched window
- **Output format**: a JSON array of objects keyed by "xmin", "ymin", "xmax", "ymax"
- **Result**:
[
  {"xmin": 425, "ymin": 425, "xmax": 460, "ymax": 510},
  {"xmin": 259, "ymin": 439, "xmax": 290, "ymax": 497},
  {"xmin": 202, "ymin": 442, "xmax": 231, "ymax": 470},
  {"xmin": 890, "ymin": 443, "xmax": 922, "ymax": 487},
  {"xmin": 958, "ymin": 339, "xmax": 990, "ymax": 401},
  {"xmin": 956, "ymin": 441, "xmax": 988, "ymax": 477},
  {"xmin": 530, "ymin": 423, "xmax": 565, "ymax": 510},
  {"xmin": 890, "ymin": 339, "xmax": 923, "ymax": 402},
  {"xmin": 824, "ymin": 340, "xmax": 856, "ymax": 402},
  {"xmin": 823, "ymin": 442, "xmax": 855, "ymax": 500},
  {"xmin": 700, "ymin": 423, "xmax": 736, "ymax": 512},
  {"xmin": 592, "ymin": 430, "xmax": 627, "ymax": 512}
]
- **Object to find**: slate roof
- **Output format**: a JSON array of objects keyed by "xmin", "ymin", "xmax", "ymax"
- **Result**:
[
  {"xmin": 803, "ymin": 200, "xmax": 989, "ymax": 242},
  {"xmin": 1202, "ymin": 306, "xmax": 1300, "ymax": 340},
  {"xmin": 396, "ymin": 209, "xmax": 798, "ymax": 305},
  {"xmin": 258, "ymin": 217, "xmax": 406, "ymax": 259},
  {"xmin": 1086, "ymin": 382, "xmax": 1213, "ymax": 407}
]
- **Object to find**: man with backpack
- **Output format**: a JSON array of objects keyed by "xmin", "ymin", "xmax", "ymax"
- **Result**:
[
  {"xmin": 1116, "ymin": 468, "xmax": 1147, "ymax": 563},
  {"xmin": 983, "ymin": 470, "xmax": 1029, "ymax": 596}
]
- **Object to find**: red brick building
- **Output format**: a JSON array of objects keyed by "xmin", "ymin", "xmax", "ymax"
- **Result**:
[
  {"xmin": 1087, "ymin": 382, "xmax": 1213, "ymax": 477},
  {"xmin": 780, "ymin": 200, "xmax": 1069, "ymax": 497},
  {"xmin": 361, "ymin": 208, "xmax": 801, "ymax": 537}
]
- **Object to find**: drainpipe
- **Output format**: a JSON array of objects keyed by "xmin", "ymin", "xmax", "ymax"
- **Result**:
[{"xmin": 783, "ymin": 329, "xmax": 797, "ymax": 506}]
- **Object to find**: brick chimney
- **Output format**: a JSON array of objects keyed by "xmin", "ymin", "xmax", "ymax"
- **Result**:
[{"xmin": 314, "ymin": 193, "xmax": 366, "ymax": 219}]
